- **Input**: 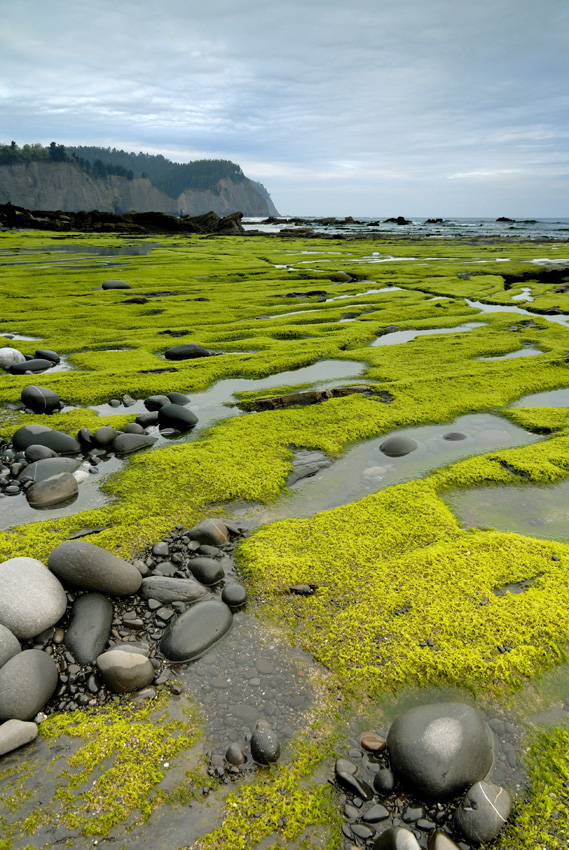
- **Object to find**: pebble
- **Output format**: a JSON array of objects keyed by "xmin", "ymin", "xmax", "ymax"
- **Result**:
[{"xmin": 0, "ymin": 719, "xmax": 38, "ymax": 756}]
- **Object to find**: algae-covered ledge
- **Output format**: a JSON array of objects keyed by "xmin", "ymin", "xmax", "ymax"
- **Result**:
[{"xmin": 1, "ymin": 230, "xmax": 569, "ymax": 849}]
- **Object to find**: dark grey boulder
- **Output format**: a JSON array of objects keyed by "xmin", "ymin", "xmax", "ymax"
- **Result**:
[
  {"xmin": 96, "ymin": 649, "xmax": 155, "ymax": 693},
  {"xmin": 139, "ymin": 576, "xmax": 207, "ymax": 604},
  {"xmin": 0, "ymin": 347, "xmax": 25, "ymax": 370},
  {"xmin": 222, "ymin": 584, "xmax": 247, "ymax": 607},
  {"xmin": 160, "ymin": 599, "xmax": 232, "ymax": 662},
  {"xmin": 24, "ymin": 444, "xmax": 58, "ymax": 462},
  {"xmin": 0, "ymin": 557, "xmax": 67, "ymax": 640},
  {"xmin": 336, "ymin": 771, "xmax": 374, "ymax": 800},
  {"xmin": 386, "ymin": 702, "xmax": 494, "ymax": 801},
  {"xmin": 111, "ymin": 433, "xmax": 157, "ymax": 454},
  {"xmin": 250, "ymin": 725, "xmax": 280, "ymax": 765},
  {"xmin": 0, "ymin": 650, "xmax": 59, "ymax": 721},
  {"xmin": 21, "ymin": 385, "xmax": 61, "ymax": 414},
  {"xmin": 12, "ymin": 424, "xmax": 81, "ymax": 455},
  {"xmin": 226, "ymin": 742, "xmax": 246, "ymax": 766},
  {"xmin": 144, "ymin": 394, "xmax": 170, "ymax": 411},
  {"xmin": 164, "ymin": 343, "xmax": 214, "ymax": 360},
  {"xmin": 455, "ymin": 781, "xmax": 511, "ymax": 845},
  {"xmin": 379, "ymin": 436, "xmax": 418, "ymax": 457},
  {"xmin": 102, "ymin": 279, "xmax": 131, "ymax": 290},
  {"xmin": 0, "ymin": 719, "xmax": 38, "ymax": 756},
  {"xmin": 189, "ymin": 557, "xmax": 225, "ymax": 586},
  {"xmin": 135, "ymin": 411, "xmax": 159, "ymax": 427},
  {"xmin": 78, "ymin": 428, "xmax": 94, "ymax": 446},
  {"xmin": 65, "ymin": 593, "xmax": 113, "ymax": 665},
  {"xmin": 121, "ymin": 422, "xmax": 145, "ymax": 434},
  {"xmin": 157, "ymin": 403, "xmax": 198, "ymax": 430},
  {"xmin": 0, "ymin": 625, "xmax": 21, "ymax": 669},
  {"xmin": 374, "ymin": 826, "xmax": 421, "ymax": 849},
  {"xmin": 9, "ymin": 358, "xmax": 53, "ymax": 375},
  {"xmin": 26, "ymin": 472, "xmax": 78, "ymax": 508},
  {"xmin": 188, "ymin": 518, "xmax": 230, "ymax": 546},
  {"xmin": 48, "ymin": 540, "xmax": 142, "ymax": 596},
  {"xmin": 374, "ymin": 767, "xmax": 395, "ymax": 795},
  {"xmin": 35, "ymin": 349, "xmax": 60, "ymax": 364},
  {"xmin": 93, "ymin": 426, "xmax": 118, "ymax": 448},
  {"xmin": 19, "ymin": 457, "xmax": 82, "ymax": 483},
  {"xmin": 167, "ymin": 391, "xmax": 190, "ymax": 405}
]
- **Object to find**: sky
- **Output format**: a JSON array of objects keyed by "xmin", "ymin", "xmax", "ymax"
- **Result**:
[{"xmin": 1, "ymin": 0, "xmax": 568, "ymax": 217}]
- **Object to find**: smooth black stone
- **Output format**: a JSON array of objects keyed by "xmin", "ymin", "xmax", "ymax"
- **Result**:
[
  {"xmin": 363, "ymin": 804, "xmax": 390, "ymax": 822},
  {"xmin": 443, "ymin": 432, "xmax": 467, "ymax": 441},
  {"xmin": 65, "ymin": 593, "xmax": 113, "ymax": 665},
  {"xmin": 140, "ymin": 576, "xmax": 207, "ymax": 603},
  {"xmin": 164, "ymin": 343, "xmax": 213, "ymax": 360},
  {"xmin": 48, "ymin": 540, "xmax": 142, "ymax": 596},
  {"xmin": 167, "ymin": 391, "xmax": 190, "ymax": 405},
  {"xmin": 102, "ymin": 279, "xmax": 131, "ymax": 290},
  {"xmin": 335, "ymin": 758, "xmax": 358, "ymax": 776},
  {"xmin": 374, "ymin": 768, "xmax": 395, "ymax": 795},
  {"xmin": 0, "ymin": 650, "xmax": 59, "ymax": 721},
  {"xmin": 24, "ymin": 445, "xmax": 58, "ymax": 461},
  {"xmin": 226, "ymin": 742, "xmax": 246, "ymax": 765},
  {"xmin": 221, "ymin": 584, "xmax": 247, "ymax": 607},
  {"xmin": 13, "ymin": 424, "xmax": 81, "ymax": 455},
  {"xmin": 189, "ymin": 557, "xmax": 225, "ymax": 586},
  {"xmin": 379, "ymin": 436, "xmax": 418, "ymax": 457},
  {"xmin": 455, "ymin": 781, "xmax": 512, "ymax": 844},
  {"xmin": 159, "ymin": 599, "xmax": 232, "ymax": 662},
  {"xmin": 374, "ymin": 826, "xmax": 421, "ymax": 849},
  {"xmin": 78, "ymin": 428, "xmax": 94, "ymax": 445},
  {"xmin": 26, "ymin": 472, "xmax": 78, "ymax": 508},
  {"xmin": 336, "ymin": 771, "xmax": 374, "ymax": 801},
  {"xmin": 158, "ymin": 403, "xmax": 198, "ymax": 430},
  {"xmin": 92, "ymin": 426, "xmax": 118, "ymax": 448},
  {"xmin": 121, "ymin": 423, "xmax": 145, "ymax": 434},
  {"xmin": 135, "ymin": 411, "xmax": 159, "ymax": 427},
  {"xmin": 111, "ymin": 433, "xmax": 157, "ymax": 454},
  {"xmin": 35, "ymin": 349, "xmax": 60, "ymax": 364},
  {"xmin": 144, "ymin": 395, "xmax": 170, "ymax": 411},
  {"xmin": 19, "ymin": 457, "xmax": 81, "ymax": 483},
  {"xmin": 21, "ymin": 385, "xmax": 60, "ymax": 414},
  {"xmin": 9, "ymin": 359, "xmax": 53, "ymax": 374},
  {"xmin": 250, "ymin": 726, "xmax": 280, "ymax": 765}
]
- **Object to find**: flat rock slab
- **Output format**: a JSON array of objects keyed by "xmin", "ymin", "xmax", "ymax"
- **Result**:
[
  {"xmin": 96, "ymin": 649, "xmax": 155, "ymax": 693},
  {"xmin": 0, "ymin": 650, "xmax": 59, "ymax": 721},
  {"xmin": 160, "ymin": 599, "xmax": 232, "ymax": 662},
  {"xmin": 0, "ymin": 557, "xmax": 67, "ymax": 640},
  {"xmin": 139, "ymin": 576, "xmax": 207, "ymax": 604},
  {"xmin": 386, "ymin": 702, "xmax": 494, "ymax": 801},
  {"xmin": 0, "ymin": 719, "xmax": 38, "ymax": 756},
  {"xmin": 48, "ymin": 540, "xmax": 142, "ymax": 596},
  {"xmin": 65, "ymin": 593, "xmax": 114, "ymax": 665}
]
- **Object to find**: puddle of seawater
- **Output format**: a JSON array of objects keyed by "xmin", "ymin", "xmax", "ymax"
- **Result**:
[
  {"xmin": 510, "ymin": 386, "xmax": 569, "ymax": 408},
  {"xmin": 0, "ymin": 332, "xmax": 44, "ymax": 341},
  {"xmin": 512, "ymin": 287, "xmax": 534, "ymax": 302},
  {"xmin": 371, "ymin": 321, "xmax": 486, "ymax": 346},
  {"xmin": 325, "ymin": 286, "xmax": 402, "ymax": 302},
  {"xmin": 466, "ymin": 298, "xmax": 569, "ymax": 328},
  {"xmin": 229, "ymin": 413, "xmax": 541, "ymax": 526},
  {"xmin": 443, "ymin": 477, "xmax": 569, "ymax": 543},
  {"xmin": 475, "ymin": 345, "xmax": 543, "ymax": 361}
]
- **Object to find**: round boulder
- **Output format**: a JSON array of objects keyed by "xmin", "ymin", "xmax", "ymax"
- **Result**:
[
  {"xmin": 24, "ymin": 444, "xmax": 58, "ymax": 462},
  {"xmin": 222, "ymin": 584, "xmax": 247, "ymax": 608},
  {"xmin": 167, "ymin": 391, "xmax": 190, "ymax": 405},
  {"xmin": 144, "ymin": 394, "xmax": 170, "ymax": 411},
  {"xmin": 96, "ymin": 649, "xmax": 155, "ymax": 693},
  {"xmin": 102, "ymin": 280, "xmax": 131, "ymax": 290},
  {"xmin": 65, "ymin": 593, "xmax": 114, "ymax": 665},
  {"xmin": 0, "ymin": 557, "xmax": 67, "ymax": 640},
  {"xmin": 12, "ymin": 424, "xmax": 81, "ymax": 455},
  {"xmin": 0, "ymin": 347, "xmax": 26, "ymax": 370},
  {"xmin": 455, "ymin": 781, "xmax": 512, "ymax": 845},
  {"xmin": 250, "ymin": 725, "xmax": 280, "ymax": 765},
  {"xmin": 0, "ymin": 624, "xmax": 21, "ymax": 669},
  {"xmin": 35, "ymin": 348, "xmax": 60, "ymax": 364},
  {"xmin": 164, "ymin": 343, "xmax": 214, "ymax": 360},
  {"xmin": 0, "ymin": 650, "xmax": 59, "ymax": 721},
  {"xmin": 188, "ymin": 518, "xmax": 230, "ymax": 546},
  {"xmin": 386, "ymin": 702, "xmax": 494, "ymax": 801},
  {"xmin": 21, "ymin": 385, "xmax": 60, "ymax": 414},
  {"xmin": 160, "ymin": 599, "xmax": 232, "ymax": 662},
  {"xmin": 26, "ymin": 472, "xmax": 79, "ymax": 508},
  {"xmin": 379, "ymin": 436, "xmax": 418, "ymax": 457},
  {"xmin": 19, "ymin": 457, "xmax": 82, "ymax": 483},
  {"xmin": 92, "ymin": 426, "xmax": 118, "ymax": 448},
  {"xmin": 48, "ymin": 540, "xmax": 142, "ymax": 596},
  {"xmin": 189, "ymin": 557, "xmax": 225, "ymax": 586},
  {"xmin": 157, "ymin": 403, "xmax": 198, "ymax": 430},
  {"xmin": 0, "ymin": 719, "xmax": 39, "ymax": 756}
]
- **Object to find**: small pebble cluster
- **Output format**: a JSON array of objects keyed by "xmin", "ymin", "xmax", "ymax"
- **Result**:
[{"xmin": 334, "ymin": 702, "xmax": 518, "ymax": 850}]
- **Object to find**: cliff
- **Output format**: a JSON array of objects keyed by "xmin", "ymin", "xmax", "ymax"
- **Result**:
[{"xmin": 0, "ymin": 162, "xmax": 278, "ymax": 217}]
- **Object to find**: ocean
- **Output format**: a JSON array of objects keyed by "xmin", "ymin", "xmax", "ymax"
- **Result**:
[{"xmin": 242, "ymin": 216, "xmax": 569, "ymax": 240}]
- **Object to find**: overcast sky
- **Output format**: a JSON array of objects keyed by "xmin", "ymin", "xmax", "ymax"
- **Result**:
[{"xmin": 2, "ymin": 0, "xmax": 568, "ymax": 217}]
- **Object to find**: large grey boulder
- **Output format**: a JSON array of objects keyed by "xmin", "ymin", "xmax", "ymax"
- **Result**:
[
  {"xmin": 26, "ymin": 472, "xmax": 79, "ymax": 508},
  {"xmin": 19, "ymin": 457, "xmax": 82, "ymax": 483},
  {"xmin": 0, "ymin": 625, "xmax": 21, "ymax": 669},
  {"xmin": 160, "ymin": 599, "xmax": 232, "ymax": 662},
  {"xmin": 188, "ymin": 518, "xmax": 230, "ymax": 546},
  {"xmin": 12, "ymin": 424, "xmax": 81, "ymax": 455},
  {"xmin": 0, "ymin": 719, "xmax": 38, "ymax": 756},
  {"xmin": 0, "ymin": 347, "xmax": 25, "ymax": 370},
  {"xmin": 48, "ymin": 540, "xmax": 142, "ymax": 596},
  {"xmin": 65, "ymin": 593, "xmax": 114, "ymax": 665},
  {"xmin": 455, "ymin": 781, "xmax": 512, "ymax": 845},
  {"xmin": 21, "ymin": 385, "xmax": 61, "ymax": 414},
  {"xmin": 0, "ymin": 650, "xmax": 59, "ymax": 721},
  {"xmin": 386, "ymin": 702, "xmax": 494, "ymax": 801},
  {"xmin": 139, "ymin": 576, "xmax": 207, "ymax": 604},
  {"xmin": 0, "ymin": 557, "xmax": 67, "ymax": 640},
  {"xmin": 96, "ymin": 649, "xmax": 155, "ymax": 693},
  {"xmin": 164, "ymin": 343, "xmax": 214, "ymax": 360}
]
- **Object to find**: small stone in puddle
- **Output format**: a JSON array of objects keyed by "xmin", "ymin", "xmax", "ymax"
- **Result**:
[
  {"xmin": 379, "ymin": 436, "xmax": 418, "ymax": 457},
  {"xmin": 360, "ymin": 730, "xmax": 386, "ymax": 752},
  {"xmin": 443, "ymin": 432, "xmax": 467, "ymax": 441},
  {"xmin": 250, "ymin": 721, "xmax": 280, "ymax": 765}
]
